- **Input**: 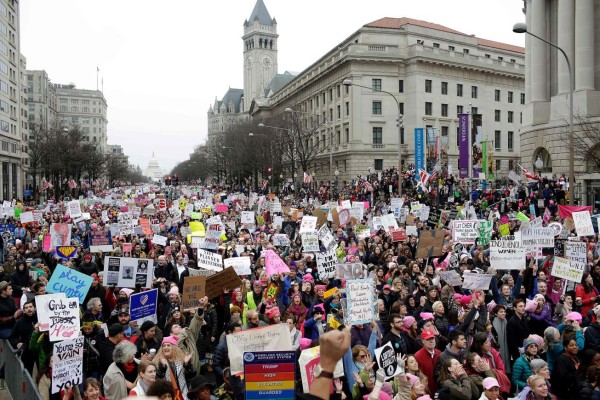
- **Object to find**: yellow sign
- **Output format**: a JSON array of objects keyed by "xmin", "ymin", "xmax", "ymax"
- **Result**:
[{"xmin": 499, "ymin": 223, "xmax": 510, "ymax": 237}]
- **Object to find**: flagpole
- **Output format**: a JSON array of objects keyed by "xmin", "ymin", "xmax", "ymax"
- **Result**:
[{"xmin": 96, "ymin": 67, "xmax": 99, "ymax": 91}]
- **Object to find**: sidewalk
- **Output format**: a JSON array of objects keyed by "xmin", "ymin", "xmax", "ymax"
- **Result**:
[{"xmin": 0, "ymin": 387, "xmax": 12, "ymax": 400}]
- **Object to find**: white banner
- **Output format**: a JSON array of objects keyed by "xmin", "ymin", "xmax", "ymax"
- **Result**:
[
  {"xmin": 52, "ymin": 336, "xmax": 84, "ymax": 393},
  {"xmin": 196, "ymin": 249, "xmax": 223, "ymax": 272},
  {"xmin": 489, "ymin": 239, "xmax": 526, "ymax": 270},
  {"xmin": 299, "ymin": 216, "xmax": 318, "ymax": 233},
  {"xmin": 573, "ymin": 211, "xmax": 594, "ymax": 237},
  {"xmin": 521, "ymin": 227, "xmax": 554, "ymax": 248},
  {"xmin": 316, "ymin": 251, "xmax": 337, "ymax": 279},
  {"xmin": 452, "ymin": 220, "xmax": 482, "ymax": 244},
  {"xmin": 67, "ymin": 200, "xmax": 82, "ymax": 218},
  {"xmin": 103, "ymin": 256, "xmax": 154, "ymax": 288},
  {"xmin": 551, "ymin": 256, "xmax": 583, "ymax": 282},
  {"xmin": 437, "ymin": 270, "xmax": 463, "ymax": 286},
  {"xmin": 346, "ymin": 279, "xmax": 376, "ymax": 325},
  {"xmin": 462, "ymin": 273, "xmax": 493, "ymax": 290},
  {"xmin": 565, "ymin": 241, "xmax": 587, "ymax": 282},
  {"xmin": 301, "ymin": 231, "xmax": 320, "ymax": 252},
  {"xmin": 223, "ymin": 256, "xmax": 251, "ymax": 276}
]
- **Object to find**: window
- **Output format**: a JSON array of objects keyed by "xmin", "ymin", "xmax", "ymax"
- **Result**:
[
  {"xmin": 417, "ymin": 39, "xmax": 424, "ymax": 45},
  {"xmin": 508, "ymin": 91, "xmax": 513, "ymax": 103},
  {"xmin": 441, "ymin": 126, "xmax": 449, "ymax": 137},
  {"xmin": 0, "ymin": 120, "xmax": 7, "ymax": 132},
  {"xmin": 425, "ymin": 102, "xmax": 432, "ymax": 116},
  {"xmin": 509, "ymin": 160, "xmax": 514, "ymax": 170},
  {"xmin": 456, "ymin": 127, "xmax": 460, "ymax": 146},
  {"xmin": 471, "ymin": 107, "xmax": 478, "ymax": 115},
  {"xmin": 372, "ymin": 127, "xmax": 383, "ymax": 144},
  {"xmin": 337, "ymin": 105, "xmax": 341, "ymax": 119},
  {"xmin": 457, "ymin": 105, "xmax": 463, "ymax": 115},
  {"xmin": 494, "ymin": 110, "xmax": 501, "ymax": 122},
  {"xmin": 399, "ymin": 103, "xmax": 404, "ymax": 115},
  {"xmin": 345, "ymin": 128, "xmax": 349, "ymax": 143},
  {"xmin": 82, "ymin": 100, "xmax": 90, "ymax": 105},
  {"xmin": 441, "ymin": 103, "xmax": 448, "ymax": 117},
  {"xmin": 496, "ymin": 160, "xmax": 501, "ymax": 171},
  {"xmin": 0, "ymin": 100, "xmax": 7, "ymax": 113},
  {"xmin": 520, "ymin": 93, "xmax": 525, "ymax": 105},
  {"xmin": 60, "ymin": 98, "xmax": 67, "ymax": 104},
  {"xmin": 425, "ymin": 79, "xmax": 432, "ymax": 93},
  {"xmin": 510, "ymin": 59, "xmax": 516, "ymax": 63},
  {"xmin": 508, "ymin": 131, "xmax": 514, "ymax": 151},
  {"xmin": 471, "ymin": 86, "xmax": 478, "ymax": 98},
  {"xmin": 1, "ymin": 141, "xmax": 6, "ymax": 151},
  {"xmin": 0, "ymin": 41, "xmax": 7, "ymax": 55},
  {"xmin": 457, "ymin": 84, "xmax": 463, "ymax": 97},
  {"xmin": 315, "ymin": 96, "xmax": 319, "ymax": 107},
  {"xmin": 372, "ymin": 101, "xmax": 382, "ymax": 115},
  {"xmin": 449, "ymin": 45, "xmax": 455, "ymax": 51},
  {"xmin": 0, "ymin": 80, "xmax": 7, "ymax": 93},
  {"xmin": 345, "ymin": 102, "xmax": 349, "ymax": 116},
  {"xmin": 494, "ymin": 130, "xmax": 501, "ymax": 150},
  {"xmin": 508, "ymin": 111, "xmax": 514, "ymax": 123},
  {"xmin": 495, "ymin": 89, "xmax": 500, "ymax": 102},
  {"xmin": 498, "ymin": 56, "xmax": 503, "ymax": 61},
  {"xmin": 83, "ymin": 107, "xmax": 89, "ymax": 113},
  {"xmin": 71, "ymin": 99, "xmax": 79, "ymax": 104},
  {"xmin": 441, "ymin": 82, "xmax": 448, "ymax": 95},
  {"xmin": 463, "ymin": 48, "xmax": 470, "ymax": 54},
  {"xmin": 374, "ymin": 159, "xmax": 383, "ymax": 171},
  {"xmin": 433, "ymin": 43, "xmax": 440, "ymax": 48},
  {"xmin": 372, "ymin": 79, "xmax": 381, "ymax": 91},
  {"xmin": 485, "ymin": 54, "xmax": 491, "ymax": 59},
  {"xmin": 398, "ymin": 80, "xmax": 404, "ymax": 93},
  {"xmin": 329, "ymin": 89, "xmax": 333, "ymax": 102}
]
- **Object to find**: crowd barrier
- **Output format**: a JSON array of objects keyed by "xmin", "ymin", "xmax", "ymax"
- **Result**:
[{"xmin": 0, "ymin": 339, "xmax": 43, "ymax": 400}]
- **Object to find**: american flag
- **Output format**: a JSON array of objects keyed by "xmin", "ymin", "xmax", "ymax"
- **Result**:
[
  {"xmin": 430, "ymin": 170, "xmax": 438, "ymax": 182},
  {"xmin": 356, "ymin": 176, "xmax": 373, "ymax": 192},
  {"xmin": 261, "ymin": 179, "xmax": 269, "ymax": 191},
  {"xmin": 42, "ymin": 178, "xmax": 53, "ymax": 191},
  {"xmin": 518, "ymin": 165, "xmax": 540, "ymax": 182},
  {"xmin": 419, "ymin": 169, "xmax": 430, "ymax": 187},
  {"xmin": 303, "ymin": 172, "xmax": 313, "ymax": 184}
]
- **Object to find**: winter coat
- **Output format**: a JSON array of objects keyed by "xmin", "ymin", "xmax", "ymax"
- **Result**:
[
  {"xmin": 196, "ymin": 304, "xmax": 218, "ymax": 358},
  {"xmin": 434, "ymin": 313, "xmax": 450, "ymax": 337},
  {"xmin": 29, "ymin": 330, "xmax": 52, "ymax": 370},
  {"xmin": 103, "ymin": 362, "xmax": 128, "ymax": 400},
  {"xmin": 303, "ymin": 317, "xmax": 324, "ymax": 340},
  {"xmin": 77, "ymin": 261, "xmax": 99, "ymax": 276},
  {"xmin": 528, "ymin": 303, "xmax": 556, "ymax": 336},
  {"xmin": 512, "ymin": 354, "xmax": 536, "ymax": 391},
  {"xmin": 507, "ymin": 314, "xmax": 530, "ymax": 362},
  {"xmin": 547, "ymin": 329, "xmax": 583, "ymax": 373},
  {"xmin": 551, "ymin": 353, "xmax": 578, "ymax": 400},
  {"xmin": 82, "ymin": 332, "xmax": 101, "ymax": 373},
  {"xmin": 177, "ymin": 312, "xmax": 205, "ymax": 374},
  {"xmin": 213, "ymin": 338, "xmax": 229, "ymax": 386},
  {"xmin": 585, "ymin": 323, "xmax": 600, "ymax": 352},
  {"xmin": 439, "ymin": 375, "xmax": 479, "ymax": 400},
  {"xmin": 576, "ymin": 284, "xmax": 599, "ymax": 317},
  {"xmin": 434, "ymin": 344, "xmax": 466, "ymax": 382},
  {"xmin": 10, "ymin": 268, "xmax": 31, "ymax": 298}
]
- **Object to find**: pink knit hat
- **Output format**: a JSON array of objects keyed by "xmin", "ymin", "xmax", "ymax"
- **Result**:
[
  {"xmin": 162, "ymin": 335, "xmax": 179, "ymax": 346},
  {"xmin": 406, "ymin": 373, "xmax": 420, "ymax": 388},
  {"xmin": 302, "ymin": 274, "xmax": 314, "ymax": 282},
  {"xmin": 420, "ymin": 312, "xmax": 434, "ymax": 321},
  {"xmin": 299, "ymin": 338, "xmax": 312, "ymax": 350},
  {"xmin": 565, "ymin": 311, "xmax": 583, "ymax": 323},
  {"xmin": 402, "ymin": 316, "xmax": 416, "ymax": 330},
  {"xmin": 119, "ymin": 288, "xmax": 134, "ymax": 298},
  {"xmin": 364, "ymin": 393, "xmax": 391, "ymax": 400}
]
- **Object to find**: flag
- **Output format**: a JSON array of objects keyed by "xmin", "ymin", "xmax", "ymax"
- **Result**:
[
  {"xmin": 417, "ymin": 169, "xmax": 430, "ymax": 193},
  {"xmin": 518, "ymin": 165, "xmax": 540, "ymax": 182},
  {"xmin": 430, "ymin": 170, "xmax": 438, "ymax": 183},
  {"xmin": 261, "ymin": 179, "xmax": 269, "ymax": 191},
  {"xmin": 303, "ymin": 172, "xmax": 313, "ymax": 184},
  {"xmin": 356, "ymin": 176, "xmax": 373, "ymax": 192}
]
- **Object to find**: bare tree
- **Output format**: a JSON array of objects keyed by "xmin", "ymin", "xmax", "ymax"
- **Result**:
[{"xmin": 564, "ymin": 115, "xmax": 600, "ymax": 172}]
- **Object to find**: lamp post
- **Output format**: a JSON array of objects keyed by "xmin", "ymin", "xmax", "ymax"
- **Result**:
[
  {"xmin": 343, "ymin": 79, "xmax": 403, "ymax": 196},
  {"xmin": 284, "ymin": 107, "xmax": 333, "ymax": 187},
  {"xmin": 334, "ymin": 168, "xmax": 339, "ymax": 199},
  {"xmin": 258, "ymin": 122, "xmax": 296, "ymax": 184},
  {"xmin": 513, "ymin": 22, "xmax": 575, "ymax": 205},
  {"xmin": 534, "ymin": 155, "xmax": 544, "ymax": 173}
]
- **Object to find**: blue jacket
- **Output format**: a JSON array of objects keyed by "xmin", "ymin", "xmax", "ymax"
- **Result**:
[
  {"xmin": 303, "ymin": 317, "xmax": 324, "ymax": 340},
  {"xmin": 512, "ymin": 354, "xmax": 535, "ymax": 391}
]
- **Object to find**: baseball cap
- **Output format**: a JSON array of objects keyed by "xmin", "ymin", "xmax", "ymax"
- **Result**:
[
  {"xmin": 421, "ymin": 329, "xmax": 435, "ymax": 340},
  {"xmin": 383, "ymin": 284, "xmax": 392, "ymax": 290},
  {"xmin": 482, "ymin": 377, "xmax": 500, "ymax": 390}
]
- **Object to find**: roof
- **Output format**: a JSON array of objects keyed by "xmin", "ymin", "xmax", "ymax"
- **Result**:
[
  {"xmin": 218, "ymin": 88, "xmax": 244, "ymax": 113},
  {"xmin": 365, "ymin": 17, "xmax": 524, "ymax": 54},
  {"xmin": 264, "ymin": 71, "xmax": 297, "ymax": 97},
  {"xmin": 246, "ymin": 0, "xmax": 273, "ymax": 27}
]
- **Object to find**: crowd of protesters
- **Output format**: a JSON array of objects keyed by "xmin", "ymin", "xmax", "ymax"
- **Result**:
[{"xmin": 0, "ymin": 167, "xmax": 597, "ymax": 400}]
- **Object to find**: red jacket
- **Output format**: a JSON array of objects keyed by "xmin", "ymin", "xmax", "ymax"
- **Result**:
[
  {"xmin": 576, "ymin": 284, "xmax": 598, "ymax": 316},
  {"xmin": 414, "ymin": 346, "xmax": 441, "ymax": 394}
]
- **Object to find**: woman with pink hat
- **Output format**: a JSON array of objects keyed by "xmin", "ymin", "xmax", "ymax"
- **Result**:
[
  {"xmin": 154, "ymin": 335, "xmax": 194, "ymax": 400},
  {"xmin": 283, "ymin": 292, "xmax": 308, "ymax": 330}
]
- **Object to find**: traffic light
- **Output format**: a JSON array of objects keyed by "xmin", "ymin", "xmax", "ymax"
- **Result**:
[
  {"xmin": 165, "ymin": 177, "xmax": 172, "ymax": 186},
  {"xmin": 174, "ymin": 174, "xmax": 179, "ymax": 186}
]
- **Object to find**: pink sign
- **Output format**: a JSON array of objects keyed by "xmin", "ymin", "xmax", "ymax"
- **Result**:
[
  {"xmin": 216, "ymin": 204, "xmax": 228, "ymax": 213},
  {"xmin": 43, "ymin": 235, "xmax": 52, "ymax": 252},
  {"xmin": 265, "ymin": 249, "xmax": 290, "ymax": 277}
]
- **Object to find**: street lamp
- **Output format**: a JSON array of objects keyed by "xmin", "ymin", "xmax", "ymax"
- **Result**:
[
  {"xmin": 285, "ymin": 107, "xmax": 333, "ymax": 187},
  {"xmin": 343, "ymin": 79, "xmax": 404, "ymax": 196},
  {"xmin": 513, "ymin": 22, "xmax": 575, "ymax": 205},
  {"xmin": 534, "ymin": 155, "xmax": 544, "ymax": 172}
]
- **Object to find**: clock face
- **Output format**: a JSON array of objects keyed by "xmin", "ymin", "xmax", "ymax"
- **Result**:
[{"xmin": 263, "ymin": 57, "xmax": 272, "ymax": 67}]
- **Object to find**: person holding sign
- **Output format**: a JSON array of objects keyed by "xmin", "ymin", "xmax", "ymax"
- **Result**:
[{"xmin": 154, "ymin": 335, "xmax": 195, "ymax": 400}]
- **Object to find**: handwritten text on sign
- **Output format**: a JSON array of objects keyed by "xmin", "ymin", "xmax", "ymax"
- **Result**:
[
  {"xmin": 489, "ymin": 240, "xmax": 526, "ymax": 270},
  {"xmin": 37, "ymin": 293, "xmax": 80, "ymax": 342},
  {"xmin": 552, "ymin": 256, "xmax": 582, "ymax": 283},
  {"xmin": 521, "ymin": 228, "xmax": 555, "ymax": 248},
  {"xmin": 346, "ymin": 279, "xmax": 375, "ymax": 325},
  {"xmin": 52, "ymin": 336, "xmax": 84, "ymax": 393}
]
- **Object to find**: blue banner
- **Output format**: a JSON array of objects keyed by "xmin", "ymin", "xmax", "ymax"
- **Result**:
[
  {"xmin": 414, "ymin": 128, "xmax": 424, "ymax": 173},
  {"xmin": 47, "ymin": 264, "xmax": 93, "ymax": 304},
  {"xmin": 129, "ymin": 289, "xmax": 158, "ymax": 321}
]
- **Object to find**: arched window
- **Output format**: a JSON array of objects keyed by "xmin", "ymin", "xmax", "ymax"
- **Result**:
[{"xmin": 532, "ymin": 147, "xmax": 552, "ymax": 173}]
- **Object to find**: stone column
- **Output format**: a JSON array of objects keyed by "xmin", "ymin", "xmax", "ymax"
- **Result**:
[
  {"xmin": 557, "ymin": 0, "xmax": 574, "ymax": 94},
  {"xmin": 525, "ymin": 0, "xmax": 532, "ymax": 100},
  {"xmin": 575, "ymin": 0, "xmax": 595, "ymax": 91},
  {"xmin": 530, "ymin": 0, "xmax": 547, "ymax": 102}
]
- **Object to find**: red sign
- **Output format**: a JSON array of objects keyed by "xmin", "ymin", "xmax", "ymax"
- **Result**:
[{"xmin": 391, "ymin": 229, "xmax": 407, "ymax": 242}]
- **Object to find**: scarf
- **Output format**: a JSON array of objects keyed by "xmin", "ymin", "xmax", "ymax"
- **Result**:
[
  {"xmin": 289, "ymin": 302, "xmax": 307, "ymax": 316},
  {"xmin": 493, "ymin": 317, "xmax": 510, "ymax": 373},
  {"xmin": 164, "ymin": 359, "xmax": 188, "ymax": 400}
]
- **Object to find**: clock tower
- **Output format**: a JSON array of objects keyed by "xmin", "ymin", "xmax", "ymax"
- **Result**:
[{"xmin": 243, "ymin": 0, "xmax": 278, "ymax": 111}]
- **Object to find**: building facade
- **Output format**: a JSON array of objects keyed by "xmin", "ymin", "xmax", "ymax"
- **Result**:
[
  {"xmin": 252, "ymin": 18, "xmax": 525, "ymax": 185},
  {"xmin": 519, "ymin": 0, "xmax": 600, "ymax": 206},
  {"xmin": 53, "ymin": 83, "xmax": 108, "ymax": 152},
  {"xmin": 143, "ymin": 153, "xmax": 165, "ymax": 182},
  {"xmin": 26, "ymin": 70, "xmax": 58, "ymax": 131}
]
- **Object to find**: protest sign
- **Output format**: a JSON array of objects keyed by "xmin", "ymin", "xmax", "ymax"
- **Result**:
[
  {"xmin": 565, "ymin": 241, "xmax": 587, "ymax": 282},
  {"xmin": 19, "ymin": 211, "xmax": 33, "ymax": 224},
  {"xmin": 381, "ymin": 213, "xmax": 399, "ymax": 232},
  {"xmin": 102, "ymin": 257, "xmax": 154, "ymax": 288},
  {"xmin": 280, "ymin": 221, "xmax": 297, "ymax": 241},
  {"xmin": 316, "ymin": 251, "xmax": 336, "ymax": 279},
  {"xmin": 88, "ymin": 230, "xmax": 113, "ymax": 252},
  {"xmin": 182, "ymin": 276, "xmax": 206, "ymax": 308},
  {"xmin": 573, "ymin": 210, "xmax": 594, "ymax": 237},
  {"xmin": 129, "ymin": 289, "xmax": 158, "ymax": 321},
  {"xmin": 273, "ymin": 234, "xmax": 290, "ymax": 247},
  {"xmin": 390, "ymin": 229, "xmax": 407, "ymax": 242},
  {"xmin": 47, "ymin": 264, "xmax": 93, "ymax": 304},
  {"xmin": 224, "ymin": 256, "xmax": 252, "ymax": 276},
  {"xmin": 551, "ymin": 256, "xmax": 582, "ymax": 282},
  {"xmin": 375, "ymin": 342, "xmax": 402, "ymax": 380},
  {"xmin": 477, "ymin": 220, "xmax": 493, "ymax": 246},
  {"xmin": 265, "ymin": 249, "xmax": 290, "ymax": 276},
  {"xmin": 299, "ymin": 216, "xmax": 318, "ymax": 233},
  {"xmin": 202, "ymin": 224, "xmax": 221, "ymax": 250},
  {"xmin": 416, "ymin": 229, "xmax": 446, "ymax": 258},
  {"xmin": 335, "ymin": 263, "xmax": 364, "ymax": 280},
  {"xmin": 346, "ymin": 279, "xmax": 376, "ymax": 325},
  {"xmin": 489, "ymin": 239, "xmax": 526, "ymax": 270},
  {"xmin": 317, "ymin": 224, "xmax": 336, "ymax": 252},
  {"xmin": 437, "ymin": 270, "xmax": 463, "ymax": 286},
  {"xmin": 205, "ymin": 267, "xmax": 243, "ymax": 299},
  {"xmin": 196, "ymin": 249, "xmax": 223, "ymax": 272},
  {"xmin": 51, "ymin": 336, "xmax": 84, "ymax": 393},
  {"xmin": 50, "ymin": 223, "xmax": 72, "ymax": 248},
  {"xmin": 521, "ymin": 228, "xmax": 554, "ymax": 248},
  {"xmin": 499, "ymin": 223, "xmax": 510, "ymax": 237},
  {"xmin": 516, "ymin": 211, "xmax": 530, "ymax": 223},
  {"xmin": 240, "ymin": 211, "xmax": 254, "ymax": 224},
  {"xmin": 462, "ymin": 273, "xmax": 493, "ymax": 291},
  {"xmin": 152, "ymin": 234, "xmax": 168, "ymax": 246},
  {"xmin": 36, "ymin": 294, "xmax": 80, "ymax": 341},
  {"xmin": 298, "ymin": 346, "xmax": 344, "ymax": 393},
  {"xmin": 67, "ymin": 200, "xmax": 82, "ymax": 218},
  {"xmin": 55, "ymin": 246, "xmax": 78, "ymax": 260},
  {"xmin": 244, "ymin": 351, "xmax": 296, "ymax": 398},
  {"xmin": 301, "ymin": 232, "xmax": 320, "ymax": 252},
  {"xmin": 227, "ymin": 323, "xmax": 292, "ymax": 375}
]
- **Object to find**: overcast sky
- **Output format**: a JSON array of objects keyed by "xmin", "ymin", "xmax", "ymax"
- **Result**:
[{"xmin": 20, "ymin": 0, "xmax": 525, "ymax": 173}]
